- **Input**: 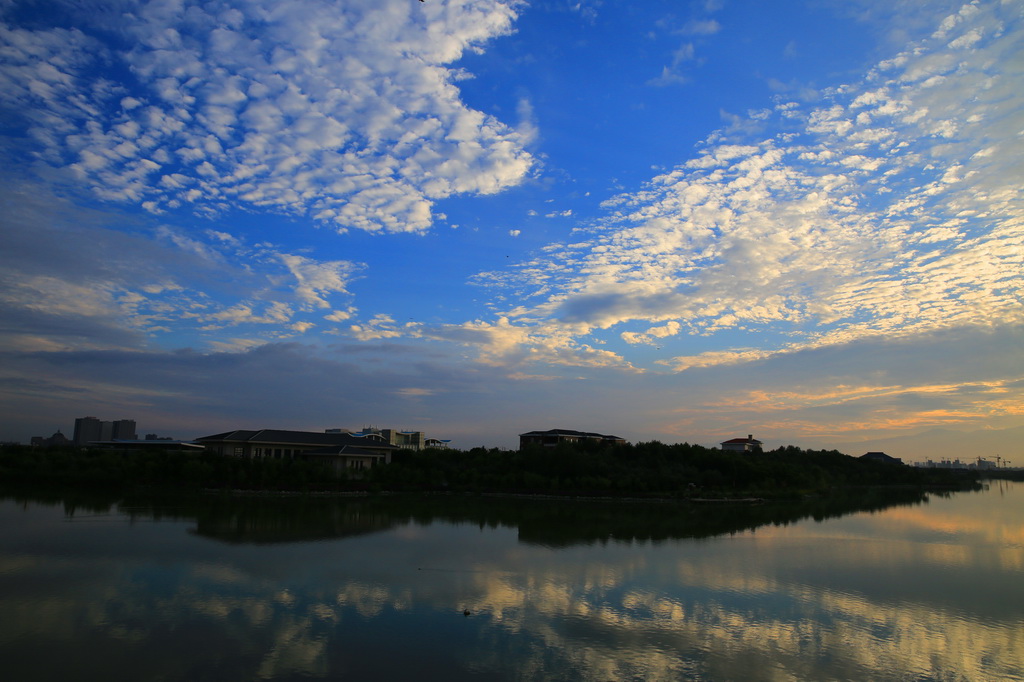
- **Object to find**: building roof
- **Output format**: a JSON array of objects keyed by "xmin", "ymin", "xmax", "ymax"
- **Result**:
[
  {"xmin": 195, "ymin": 429, "xmax": 397, "ymax": 450},
  {"xmin": 519, "ymin": 428, "xmax": 625, "ymax": 440},
  {"xmin": 721, "ymin": 436, "xmax": 763, "ymax": 444},
  {"xmin": 860, "ymin": 451, "xmax": 903, "ymax": 464},
  {"xmin": 89, "ymin": 439, "xmax": 204, "ymax": 450},
  {"xmin": 301, "ymin": 444, "xmax": 390, "ymax": 458}
]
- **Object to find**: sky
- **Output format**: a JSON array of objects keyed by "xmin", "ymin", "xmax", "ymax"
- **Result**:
[{"xmin": 1, "ymin": 0, "xmax": 1022, "ymax": 461}]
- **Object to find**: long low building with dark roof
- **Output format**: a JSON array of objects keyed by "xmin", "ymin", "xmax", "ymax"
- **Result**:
[
  {"xmin": 519, "ymin": 429, "xmax": 627, "ymax": 449},
  {"xmin": 195, "ymin": 429, "xmax": 398, "ymax": 472}
]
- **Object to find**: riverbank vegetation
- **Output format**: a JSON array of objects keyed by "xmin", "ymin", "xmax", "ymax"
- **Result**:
[
  {"xmin": 375, "ymin": 441, "xmax": 976, "ymax": 497},
  {"xmin": 0, "ymin": 441, "xmax": 977, "ymax": 498}
]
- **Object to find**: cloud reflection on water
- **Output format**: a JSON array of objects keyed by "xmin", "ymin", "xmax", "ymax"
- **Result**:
[{"xmin": 0, "ymin": 487, "xmax": 1021, "ymax": 680}]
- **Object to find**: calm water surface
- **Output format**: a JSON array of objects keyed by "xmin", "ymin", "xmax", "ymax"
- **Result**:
[{"xmin": 0, "ymin": 482, "xmax": 1021, "ymax": 681}]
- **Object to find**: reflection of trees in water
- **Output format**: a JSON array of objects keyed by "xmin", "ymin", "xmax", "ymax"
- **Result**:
[
  {"xmin": 0, "ymin": 488, "xmax": 118, "ymax": 517},
  {"xmin": 188, "ymin": 496, "xmax": 399, "ymax": 544},
  {"xmin": 3, "ymin": 488, "xmax": 933, "ymax": 546},
  {"xmin": 510, "ymin": 489, "xmax": 931, "ymax": 547}
]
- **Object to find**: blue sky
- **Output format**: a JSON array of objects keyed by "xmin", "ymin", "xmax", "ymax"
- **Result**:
[{"xmin": 1, "ymin": 0, "xmax": 1022, "ymax": 460}]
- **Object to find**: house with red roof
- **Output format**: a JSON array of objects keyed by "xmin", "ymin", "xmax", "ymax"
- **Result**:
[{"xmin": 720, "ymin": 434, "xmax": 763, "ymax": 453}]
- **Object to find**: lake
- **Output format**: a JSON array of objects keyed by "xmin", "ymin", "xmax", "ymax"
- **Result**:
[{"xmin": 0, "ymin": 482, "xmax": 1021, "ymax": 681}]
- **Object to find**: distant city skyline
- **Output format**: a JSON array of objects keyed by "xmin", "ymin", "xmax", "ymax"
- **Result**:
[{"xmin": 1, "ymin": 1, "xmax": 1022, "ymax": 464}]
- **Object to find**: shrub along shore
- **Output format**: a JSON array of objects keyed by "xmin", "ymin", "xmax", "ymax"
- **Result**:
[{"xmin": 0, "ymin": 441, "xmax": 978, "ymax": 499}]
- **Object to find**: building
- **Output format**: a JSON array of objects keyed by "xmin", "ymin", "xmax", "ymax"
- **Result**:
[
  {"xmin": 720, "ymin": 435, "xmax": 763, "ymax": 453},
  {"xmin": 860, "ymin": 451, "xmax": 904, "ymax": 465},
  {"xmin": 299, "ymin": 444, "xmax": 392, "ymax": 473},
  {"xmin": 326, "ymin": 427, "xmax": 449, "ymax": 451},
  {"xmin": 30, "ymin": 430, "xmax": 71, "ymax": 448},
  {"xmin": 73, "ymin": 417, "xmax": 136, "ymax": 446},
  {"xmin": 915, "ymin": 457, "xmax": 1002, "ymax": 470},
  {"xmin": 73, "ymin": 417, "xmax": 102, "ymax": 446},
  {"xmin": 110, "ymin": 419, "xmax": 137, "ymax": 441},
  {"xmin": 89, "ymin": 439, "xmax": 205, "ymax": 452},
  {"xmin": 194, "ymin": 429, "xmax": 398, "ymax": 472},
  {"xmin": 519, "ymin": 429, "xmax": 627, "ymax": 449},
  {"xmin": 916, "ymin": 458, "xmax": 969, "ymax": 469}
]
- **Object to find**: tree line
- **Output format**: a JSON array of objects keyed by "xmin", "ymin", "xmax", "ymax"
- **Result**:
[
  {"xmin": 375, "ymin": 441, "xmax": 975, "ymax": 497},
  {"xmin": 0, "ymin": 440, "xmax": 977, "ymax": 497}
]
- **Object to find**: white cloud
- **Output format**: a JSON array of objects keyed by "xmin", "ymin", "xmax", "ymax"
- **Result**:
[
  {"xmin": 396, "ymin": 387, "xmax": 435, "ymax": 397},
  {"xmin": 622, "ymin": 320, "xmax": 682, "ymax": 345},
  {"xmin": 682, "ymin": 20, "xmax": 721, "ymax": 36},
  {"xmin": 649, "ymin": 4, "xmax": 725, "ymax": 87},
  {"xmin": 208, "ymin": 301, "xmax": 294, "ymax": 326},
  {"xmin": 660, "ymin": 348, "xmax": 777, "ymax": 372},
  {"xmin": 466, "ymin": 1, "xmax": 1024, "ymax": 372},
  {"xmin": 516, "ymin": 97, "xmax": 539, "ymax": 146},
  {"xmin": 348, "ymin": 314, "xmax": 410, "ymax": 341},
  {"xmin": 157, "ymin": 226, "xmax": 225, "ymax": 262},
  {"xmin": 0, "ymin": 0, "xmax": 533, "ymax": 233},
  {"xmin": 278, "ymin": 254, "xmax": 362, "ymax": 310},
  {"xmin": 324, "ymin": 309, "xmax": 355, "ymax": 323},
  {"xmin": 416, "ymin": 316, "xmax": 639, "ymax": 373},
  {"xmin": 208, "ymin": 337, "xmax": 269, "ymax": 352}
]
